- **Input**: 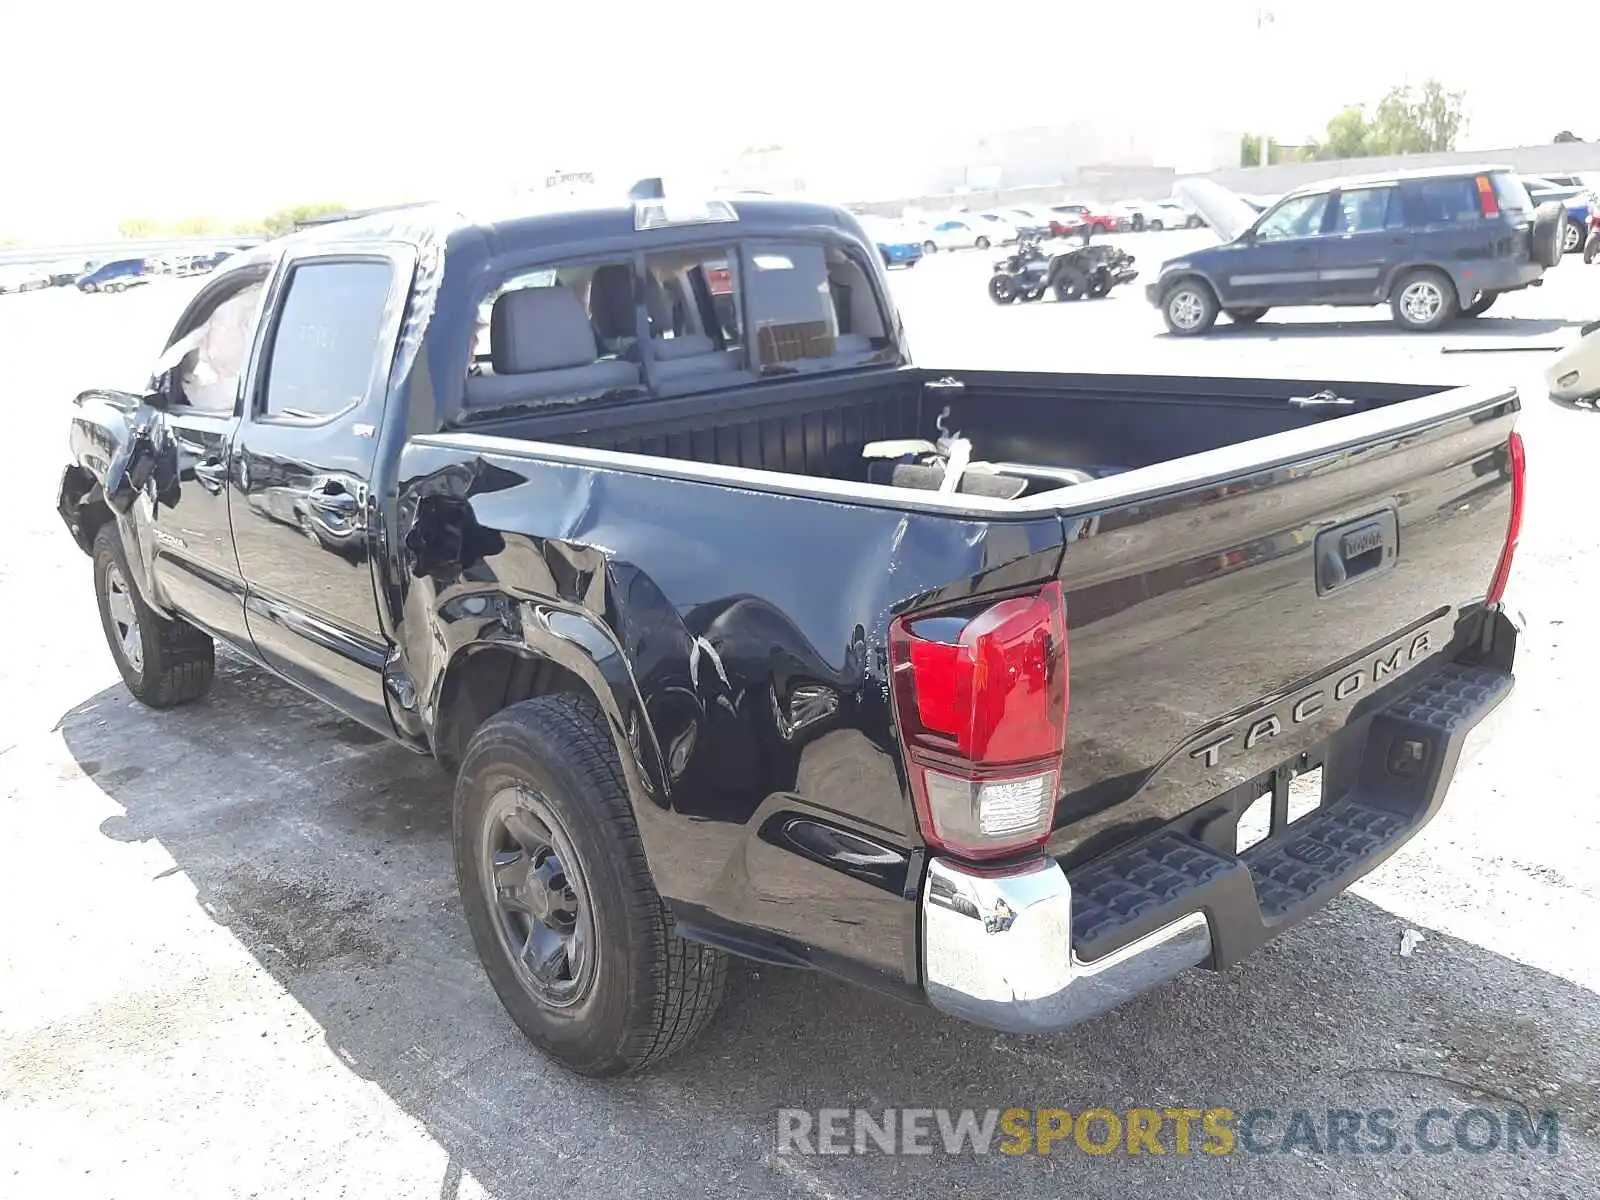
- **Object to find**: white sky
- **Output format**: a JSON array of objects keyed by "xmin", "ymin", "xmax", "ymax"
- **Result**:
[{"xmin": 0, "ymin": 0, "xmax": 1588, "ymax": 240}]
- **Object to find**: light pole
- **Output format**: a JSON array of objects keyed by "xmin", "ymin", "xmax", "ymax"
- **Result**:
[{"xmin": 1257, "ymin": 7, "xmax": 1276, "ymax": 168}]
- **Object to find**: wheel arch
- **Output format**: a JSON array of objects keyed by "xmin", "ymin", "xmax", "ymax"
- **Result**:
[
  {"xmin": 1382, "ymin": 260, "xmax": 1463, "ymax": 304},
  {"xmin": 427, "ymin": 604, "xmax": 672, "ymax": 814}
]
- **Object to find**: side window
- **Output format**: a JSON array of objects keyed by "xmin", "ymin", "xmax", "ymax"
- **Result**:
[
  {"xmin": 1401, "ymin": 178, "xmax": 1481, "ymax": 225},
  {"xmin": 173, "ymin": 280, "xmax": 265, "ymax": 413},
  {"xmin": 743, "ymin": 242, "xmax": 892, "ymax": 372},
  {"xmin": 1333, "ymin": 186, "xmax": 1400, "ymax": 234},
  {"xmin": 1254, "ymin": 193, "xmax": 1330, "ymax": 241},
  {"xmin": 261, "ymin": 260, "xmax": 394, "ymax": 420}
]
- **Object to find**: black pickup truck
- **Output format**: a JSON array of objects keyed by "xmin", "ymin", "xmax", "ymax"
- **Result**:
[{"xmin": 57, "ymin": 191, "xmax": 1523, "ymax": 1077}]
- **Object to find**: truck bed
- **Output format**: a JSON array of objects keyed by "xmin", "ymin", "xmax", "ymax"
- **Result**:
[{"xmin": 461, "ymin": 368, "xmax": 1453, "ymax": 503}]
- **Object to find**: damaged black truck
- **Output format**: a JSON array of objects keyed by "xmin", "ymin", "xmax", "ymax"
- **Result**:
[{"xmin": 58, "ymin": 193, "xmax": 1523, "ymax": 1077}]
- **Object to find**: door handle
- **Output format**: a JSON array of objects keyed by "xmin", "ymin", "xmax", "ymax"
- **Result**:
[
  {"xmin": 193, "ymin": 458, "xmax": 229, "ymax": 494},
  {"xmin": 306, "ymin": 481, "xmax": 361, "ymax": 518}
]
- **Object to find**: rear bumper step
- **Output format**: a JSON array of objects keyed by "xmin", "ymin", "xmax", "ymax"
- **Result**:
[{"xmin": 921, "ymin": 653, "xmax": 1513, "ymax": 1034}]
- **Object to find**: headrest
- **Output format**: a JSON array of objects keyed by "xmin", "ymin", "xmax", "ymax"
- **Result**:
[{"xmin": 490, "ymin": 286, "xmax": 599, "ymax": 375}]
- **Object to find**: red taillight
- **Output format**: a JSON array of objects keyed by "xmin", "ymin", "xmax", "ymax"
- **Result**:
[
  {"xmin": 1475, "ymin": 175, "xmax": 1500, "ymax": 218},
  {"xmin": 889, "ymin": 583, "xmax": 1067, "ymax": 860},
  {"xmin": 1485, "ymin": 431, "xmax": 1525, "ymax": 606}
]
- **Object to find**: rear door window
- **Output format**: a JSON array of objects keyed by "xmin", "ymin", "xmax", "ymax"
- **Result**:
[{"xmin": 1331, "ymin": 186, "xmax": 1402, "ymax": 234}]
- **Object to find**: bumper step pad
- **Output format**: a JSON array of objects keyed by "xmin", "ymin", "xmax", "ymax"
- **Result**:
[{"xmin": 1065, "ymin": 661, "xmax": 1513, "ymax": 967}]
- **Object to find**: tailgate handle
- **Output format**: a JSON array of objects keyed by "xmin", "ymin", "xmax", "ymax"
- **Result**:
[{"xmin": 1315, "ymin": 510, "xmax": 1398, "ymax": 596}]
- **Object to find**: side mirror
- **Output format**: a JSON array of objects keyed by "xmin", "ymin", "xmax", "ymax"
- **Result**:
[{"xmin": 143, "ymin": 371, "xmax": 173, "ymax": 412}]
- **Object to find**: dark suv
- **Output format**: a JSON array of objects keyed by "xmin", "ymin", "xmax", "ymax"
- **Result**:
[{"xmin": 1149, "ymin": 166, "xmax": 1565, "ymax": 335}]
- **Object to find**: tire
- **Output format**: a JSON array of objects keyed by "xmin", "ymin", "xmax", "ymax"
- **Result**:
[
  {"xmin": 1531, "ymin": 203, "xmax": 1565, "ymax": 268},
  {"xmin": 93, "ymin": 523, "xmax": 215, "ymax": 707},
  {"xmin": 1585, "ymin": 231, "xmax": 1600, "ymax": 265},
  {"xmin": 1460, "ymin": 290, "xmax": 1498, "ymax": 318},
  {"xmin": 975, "ymin": 236, "xmax": 991, "ymax": 250},
  {"xmin": 1091, "ymin": 222, "xmax": 1110, "ymax": 236},
  {"xmin": 1052, "ymin": 268, "xmax": 1088, "ymax": 301},
  {"xmin": 1186, "ymin": 214, "xmax": 1203, "ymax": 229},
  {"xmin": 1389, "ymin": 267, "xmax": 1458, "ymax": 331},
  {"xmin": 1563, "ymin": 217, "xmax": 1583, "ymax": 254},
  {"xmin": 454, "ymin": 695, "xmax": 728, "ymax": 1077},
  {"xmin": 1131, "ymin": 215, "xmax": 1145, "ymax": 232},
  {"xmin": 1149, "ymin": 219, "xmax": 1165, "ymax": 232},
  {"xmin": 1225, "ymin": 307, "xmax": 1269, "ymax": 324},
  {"xmin": 923, "ymin": 240, "xmax": 937, "ymax": 255},
  {"xmin": 904, "ymin": 258, "xmax": 918, "ymax": 268},
  {"xmin": 1160, "ymin": 277, "xmax": 1219, "ymax": 335},
  {"xmin": 81, "ymin": 283, "xmax": 97, "ymax": 293},
  {"xmin": 989, "ymin": 274, "xmax": 1019, "ymax": 304}
]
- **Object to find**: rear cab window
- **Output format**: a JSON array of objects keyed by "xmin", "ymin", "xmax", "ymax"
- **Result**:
[
  {"xmin": 743, "ymin": 242, "xmax": 893, "ymax": 375},
  {"xmin": 461, "ymin": 232, "xmax": 897, "ymax": 410}
]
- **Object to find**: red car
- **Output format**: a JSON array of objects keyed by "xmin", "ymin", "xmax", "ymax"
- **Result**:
[{"xmin": 1049, "ymin": 203, "xmax": 1127, "ymax": 237}]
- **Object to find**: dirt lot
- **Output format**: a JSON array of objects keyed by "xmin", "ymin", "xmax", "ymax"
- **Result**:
[{"xmin": 2, "ymin": 238, "xmax": 1598, "ymax": 1199}]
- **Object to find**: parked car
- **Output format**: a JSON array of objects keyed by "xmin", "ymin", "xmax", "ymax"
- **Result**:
[
  {"xmin": 77, "ymin": 258, "xmax": 150, "ymax": 293},
  {"xmin": 988, "ymin": 207, "xmax": 1053, "ymax": 239},
  {"xmin": 971, "ymin": 212, "xmax": 1020, "ymax": 244},
  {"xmin": 1049, "ymin": 202, "xmax": 1125, "ymax": 236},
  {"xmin": 0, "ymin": 263, "xmax": 52, "ymax": 294},
  {"xmin": 1520, "ymin": 175, "xmax": 1593, "ymax": 252},
  {"xmin": 924, "ymin": 215, "xmax": 1002, "ymax": 251},
  {"xmin": 856, "ymin": 215, "xmax": 924, "ymax": 268},
  {"xmin": 1150, "ymin": 167, "xmax": 1564, "ymax": 335},
  {"xmin": 60, "ymin": 189, "xmax": 1520, "ymax": 1079},
  {"xmin": 1546, "ymin": 317, "xmax": 1600, "ymax": 406}
]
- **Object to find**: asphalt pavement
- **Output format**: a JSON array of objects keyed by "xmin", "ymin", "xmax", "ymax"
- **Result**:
[{"xmin": 2, "ymin": 237, "xmax": 1598, "ymax": 1199}]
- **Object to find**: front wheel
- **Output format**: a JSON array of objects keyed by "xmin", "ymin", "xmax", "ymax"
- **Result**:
[
  {"xmin": 975, "ymin": 236, "xmax": 991, "ymax": 250},
  {"xmin": 1149, "ymin": 219, "xmax": 1164, "ymax": 232},
  {"xmin": 1390, "ymin": 268, "xmax": 1458, "ymax": 331},
  {"xmin": 93, "ymin": 524, "xmax": 214, "ymax": 707},
  {"xmin": 1225, "ymin": 306, "xmax": 1269, "ymax": 324},
  {"xmin": 923, "ymin": 240, "xmax": 937, "ymax": 255},
  {"xmin": 1564, "ymin": 217, "xmax": 1584, "ymax": 254},
  {"xmin": 1161, "ymin": 278, "xmax": 1218, "ymax": 335},
  {"xmin": 454, "ymin": 695, "xmax": 728, "ymax": 1077},
  {"xmin": 1585, "ymin": 231, "xmax": 1600, "ymax": 264},
  {"xmin": 989, "ymin": 274, "xmax": 1019, "ymax": 304}
]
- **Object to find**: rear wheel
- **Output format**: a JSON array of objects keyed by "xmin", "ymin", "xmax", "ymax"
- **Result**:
[
  {"xmin": 93, "ymin": 524, "xmax": 215, "ymax": 707},
  {"xmin": 1149, "ymin": 219, "xmax": 1165, "ymax": 231},
  {"xmin": 1185, "ymin": 214, "xmax": 1203, "ymax": 229},
  {"xmin": 1390, "ymin": 268, "xmax": 1458, "ymax": 331},
  {"xmin": 1460, "ymin": 290, "xmax": 1499, "ymax": 318},
  {"xmin": 975, "ymin": 236, "xmax": 991, "ymax": 250},
  {"xmin": 454, "ymin": 695, "xmax": 728, "ymax": 1076},
  {"xmin": 1563, "ymin": 217, "xmax": 1584, "ymax": 254},
  {"xmin": 1160, "ymin": 278, "xmax": 1218, "ymax": 335},
  {"xmin": 1052, "ymin": 268, "xmax": 1088, "ymax": 301},
  {"xmin": 1225, "ymin": 306, "xmax": 1269, "ymax": 324},
  {"xmin": 923, "ymin": 240, "xmax": 937, "ymax": 255},
  {"xmin": 1585, "ymin": 231, "xmax": 1600, "ymax": 264},
  {"xmin": 989, "ymin": 274, "xmax": 1019, "ymax": 304}
]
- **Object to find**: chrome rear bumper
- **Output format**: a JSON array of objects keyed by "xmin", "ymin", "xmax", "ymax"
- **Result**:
[{"xmin": 921, "ymin": 856, "xmax": 1212, "ymax": 1035}]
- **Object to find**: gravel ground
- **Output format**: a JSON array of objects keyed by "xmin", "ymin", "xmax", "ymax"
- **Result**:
[{"xmin": 2, "ymin": 236, "xmax": 1597, "ymax": 1199}]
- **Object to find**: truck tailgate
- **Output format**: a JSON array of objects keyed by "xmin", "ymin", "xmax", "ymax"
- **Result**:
[{"xmin": 1047, "ymin": 385, "xmax": 1518, "ymax": 862}]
